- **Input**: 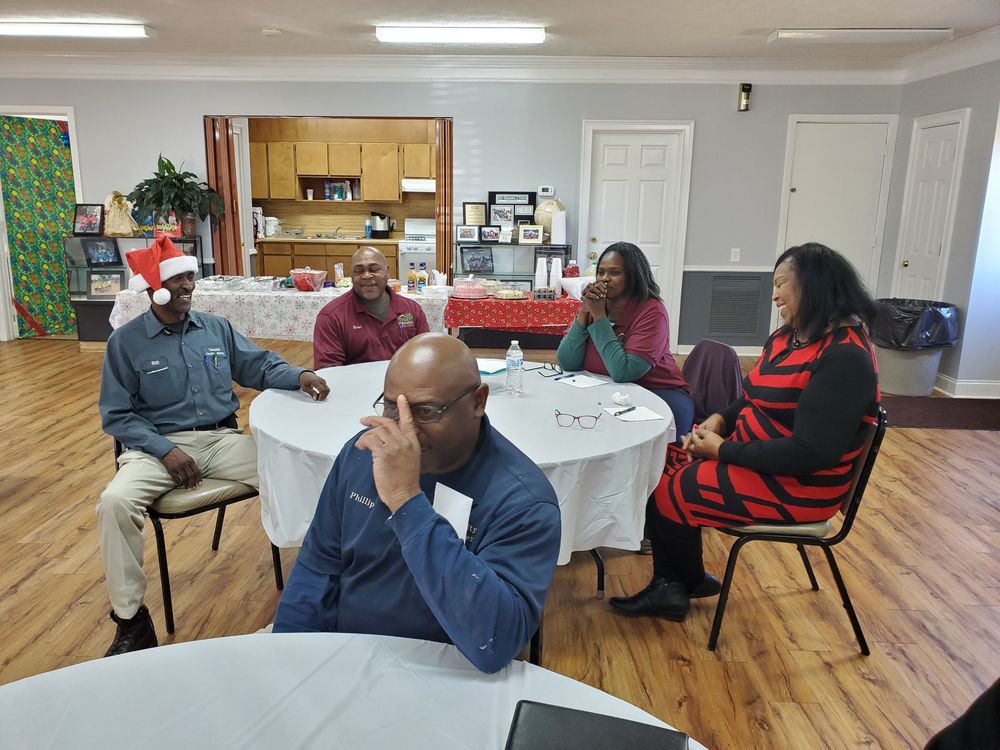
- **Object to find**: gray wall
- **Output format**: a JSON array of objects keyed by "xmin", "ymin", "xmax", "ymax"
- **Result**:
[{"xmin": 0, "ymin": 66, "xmax": 996, "ymax": 381}]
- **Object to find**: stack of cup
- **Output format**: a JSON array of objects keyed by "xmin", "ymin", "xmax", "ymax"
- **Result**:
[
  {"xmin": 549, "ymin": 257, "xmax": 563, "ymax": 291},
  {"xmin": 534, "ymin": 257, "xmax": 548, "ymax": 290}
]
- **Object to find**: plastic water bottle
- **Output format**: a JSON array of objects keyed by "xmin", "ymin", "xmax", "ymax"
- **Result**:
[{"xmin": 505, "ymin": 340, "xmax": 524, "ymax": 396}]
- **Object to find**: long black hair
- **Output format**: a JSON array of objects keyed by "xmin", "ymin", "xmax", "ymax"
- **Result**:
[
  {"xmin": 775, "ymin": 242, "xmax": 877, "ymax": 339},
  {"xmin": 598, "ymin": 241, "xmax": 660, "ymax": 300}
]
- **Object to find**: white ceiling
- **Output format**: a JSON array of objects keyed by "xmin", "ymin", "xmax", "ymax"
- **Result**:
[{"xmin": 2, "ymin": 0, "xmax": 999, "ymax": 63}]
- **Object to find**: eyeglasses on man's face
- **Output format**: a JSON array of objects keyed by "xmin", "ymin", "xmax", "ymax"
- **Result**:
[
  {"xmin": 373, "ymin": 383, "xmax": 480, "ymax": 424},
  {"xmin": 554, "ymin": 410, "xmax": 602, "ymax": 429},
  {"xmin": 524, "ymin": 362, "xmax": 563, "ymax": 377}
]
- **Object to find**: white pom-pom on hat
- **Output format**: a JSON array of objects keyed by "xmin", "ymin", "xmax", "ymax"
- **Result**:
[
  {"xmin": 125, "ymin": 236, "xmax": 198, "ymax": 305},
  {"xmin": 152, "ymin": 288, "xmax": 172, "ymax": 305}
]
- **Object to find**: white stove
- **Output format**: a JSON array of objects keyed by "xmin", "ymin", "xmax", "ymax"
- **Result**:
[{"xmin": 398, "ymin": 218, "xmax": 437, "ymax": 275}]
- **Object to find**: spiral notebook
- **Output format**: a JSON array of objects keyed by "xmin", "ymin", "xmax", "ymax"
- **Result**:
[{"xmin": 504, "ymin": 700, "xmax": 689, "ymax": 750}]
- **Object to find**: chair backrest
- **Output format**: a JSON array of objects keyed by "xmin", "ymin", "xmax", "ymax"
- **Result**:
[
  {"xmin": 831, "ymin": 407, "xmax": 887, "ymax": 542},
  {"xmin": 681, "ymin": 339, "xmax": 743, "ymax": 421}
]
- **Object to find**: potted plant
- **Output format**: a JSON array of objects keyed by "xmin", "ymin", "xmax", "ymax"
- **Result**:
[{"xmin": 128, "ymin": 155, "xmax": 225, "ymax": 237}]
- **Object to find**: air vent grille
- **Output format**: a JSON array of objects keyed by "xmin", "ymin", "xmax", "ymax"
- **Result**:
[{"xmin": 708, "ymin": 275, "xmax": 763, "ymax": 337}]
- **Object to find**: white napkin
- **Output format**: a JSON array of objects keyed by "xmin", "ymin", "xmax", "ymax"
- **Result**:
[{"xmin": 433, "ymin": 483, "xmax": 473, "ymax": 540}]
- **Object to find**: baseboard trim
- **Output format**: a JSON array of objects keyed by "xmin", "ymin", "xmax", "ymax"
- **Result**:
[
  {"xmin": 934, "ymin": 373, "xmax": 1000, "ymax": 399},
  {"xmin": 677, "ymin": 344, "xmax": 762, "ymax": 357}
]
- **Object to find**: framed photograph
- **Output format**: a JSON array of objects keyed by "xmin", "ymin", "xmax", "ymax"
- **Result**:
[
  {"xmin": 479, "ymin": 225, "xmax": 501, "ymax": 243},
  {"xmin": 73, "ymin": 204, "xmax": 105, "ymax": 236},
  {"xmin": 518, "ymin": 224, "xmax": 543, "ymax": 245},
  {"xmin": 488, "ymin": 191, "xmax": 536, "ymax": 206},
  {"xmin": 462, "ymin": 202, "xmax": 488, "ymax": 226},
  {"xmin": 514, "ymin": 204, "xmax": 535, "ymax": 217},
  {"xmin": 87, "ymin": 270, "xmax": 125, "ymax": 298},
  {"xmin": 456, "ymin": 225, "xmax": 480, "ymax": 243},
  {"xmin": 489, "ymin": 204, "xmax": 514, "ymax": 228},
  {"xmin": 461, "ymin": 246, "xmax": 494, "ymax": 274},
  {"xmin": 80, "ymin": 237, "xmax": 122, "ymax": 267}
]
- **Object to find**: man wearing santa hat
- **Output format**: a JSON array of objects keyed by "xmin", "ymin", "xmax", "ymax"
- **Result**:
[{"xmin": 97, "ymin": 237, "xmax": 329, "ymax": 657}]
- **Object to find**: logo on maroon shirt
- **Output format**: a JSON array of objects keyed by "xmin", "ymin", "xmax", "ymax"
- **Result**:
[{"xmin": 398, "ymin": 312, "xmax": 415, "ymax": 330}]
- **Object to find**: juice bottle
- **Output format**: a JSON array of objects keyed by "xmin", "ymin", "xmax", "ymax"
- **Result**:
[
  {"xmin": 417, "ymin": 262, "xmax": 429, "ymax": 293},
  {"xmin": 406, "ymin": 263, "xmax": 417, "ymax": 293}
]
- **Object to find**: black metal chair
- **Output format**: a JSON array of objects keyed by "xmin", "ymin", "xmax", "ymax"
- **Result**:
[
  {"xmin": 114, "ymin": 439, "xmax": 284, "ymax": 634},
  {"xmin": 707, "ymin": 407, "xmax": 887, "ymax": 655}
]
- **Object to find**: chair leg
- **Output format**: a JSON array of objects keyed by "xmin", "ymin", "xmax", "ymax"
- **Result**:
[
  {"xmin": 271, "ymin": 544, "xmax": 284, "ymax": 590},
  {"xmin": 211, "ymin": 506, "xmax": 226, "ymax": 551},
  {"xmin": 797, "ymin": 544, "xmax": 820, "ymax": 591},
  {"xmin": 590, "ymin": 548, "xmax": 605, "ymax": 599},
  {"xmin": 819, "ymin": 545, "xmax": 870, "ymax": 656},
  {"xmin": 529, "ymin": 617, "xmax": 543, "ymax": 666},
  {"xmin": 149, "ymin": 515, "xmax": 175, "ymax": 634},
  {"xmin": 708, "ymin": 535, "xmax": 751, "ymax": 652}
]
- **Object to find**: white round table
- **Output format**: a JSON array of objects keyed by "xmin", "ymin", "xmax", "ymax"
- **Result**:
[
  {"xmin": 250, "ymin": 361, "xmax": 673, "ymax": 564},
  {"xmin": 0, "ymin": 633, "xmax": 705, "ymax": 749}
]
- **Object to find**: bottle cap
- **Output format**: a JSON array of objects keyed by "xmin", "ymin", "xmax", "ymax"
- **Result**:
[{"xmin": 511, "ymin": 340, "xmax": 519, "ymax": 345}]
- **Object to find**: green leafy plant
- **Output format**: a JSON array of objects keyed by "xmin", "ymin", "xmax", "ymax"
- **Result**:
[{"xmin": 127, "ymin": 155, "xmax": 225, "ymax": 221}]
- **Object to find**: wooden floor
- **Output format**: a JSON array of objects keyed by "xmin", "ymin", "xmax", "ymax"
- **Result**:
[{"xmin": 2, "ymin": 337, "xmax": 998, "ymax": 749}]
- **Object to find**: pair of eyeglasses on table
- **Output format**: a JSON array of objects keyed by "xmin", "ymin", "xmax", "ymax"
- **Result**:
[
  {"xmin": 554, "ymin": 410, "xmax": 602, "ymax": 429},
  {"xmin": 524, "ymin": 363, "xmax": 563, "ymax": 378}
]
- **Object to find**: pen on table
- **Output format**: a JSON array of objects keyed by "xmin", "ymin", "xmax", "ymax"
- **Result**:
[
  {"xmin": 614, "ymin": 406, "xmax": 636, "ymax": 417},
  {"xmin": 552, "ymin": 374, "xmax": 573, "ymax": 382}
]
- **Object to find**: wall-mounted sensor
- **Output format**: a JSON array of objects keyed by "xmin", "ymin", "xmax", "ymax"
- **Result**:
[
  {"xmin": 537, "ymin": 185, "xmax": 555, "ymax": 197},
  {"xmin": 738, "ymin": 83, "xmax": 752, "ymax": 112}
]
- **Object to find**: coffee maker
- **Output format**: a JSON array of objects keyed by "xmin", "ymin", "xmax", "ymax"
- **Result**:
[{"xmin": 370, "ymin": 212, "xmax": 394, "ymax": 239}]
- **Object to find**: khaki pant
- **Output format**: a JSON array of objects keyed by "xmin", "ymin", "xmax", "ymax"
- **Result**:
[{"xmin": 97, "ymin": 429, "xmax": 258, "ymax": 619}]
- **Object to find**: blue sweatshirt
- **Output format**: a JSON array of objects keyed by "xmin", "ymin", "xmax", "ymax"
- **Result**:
[{"xmin": 274, "ymin": 417, "xmax": 561, "ymax": 673}]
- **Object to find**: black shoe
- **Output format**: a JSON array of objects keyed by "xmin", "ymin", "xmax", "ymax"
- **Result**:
[
  {"xmin": 105, "ymin": 605, "xmax": 158, "ymax": 657},
  {"xmin": 689, "ymin": 573, "xmax": 722, "ymax": 599},
  {"xmin": 609, "ymin": 578, "xmax": 690, "ymax": 621}
]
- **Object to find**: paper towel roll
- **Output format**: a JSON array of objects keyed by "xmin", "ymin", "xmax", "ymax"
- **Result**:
[
  {"xmin": 534, "ymin": 258, "xmax": 548, "ymax": 290},
  {"xmin": 550, "ymin": 211, "xmax": 567, "ymax": 245},
  {"xmin": 549, "ymin": 257, "xmax": 562, "ymax": 290}
]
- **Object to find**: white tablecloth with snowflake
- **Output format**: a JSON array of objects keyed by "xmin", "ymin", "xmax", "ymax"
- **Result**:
[{"xmin": 108, "ymin": 288, "xmax": 448, "ymax": 340}]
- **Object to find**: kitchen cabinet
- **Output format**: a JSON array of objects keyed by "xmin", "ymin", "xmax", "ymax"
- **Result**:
[
  {"xmin": 402, "ymin": 144, "xmax": 434, "ymax": 179},
  {"xmin": 328, "ymin": 143, "xmax": 361, "ymax": 176},
  {"xmin": 256, "ymin": 241, "xmax": 399, "ymax": 281},
  {"xmin": 250, "ymin": 143, "xmax": 269, "ymax": 198},
  {"xmin": 259, "ymin": 242, "xmax": 292, "ymax": 277},
  {"xmin": 361, "ymin": 143, "xmax": 400, "ymax": 202},
  {"xmin": 295, "ymin": 142, "xmax": 328, "ymax": 176},
  {"xmin": 266, "ymin": 142, "xmax": 297, "ymax": 199}
]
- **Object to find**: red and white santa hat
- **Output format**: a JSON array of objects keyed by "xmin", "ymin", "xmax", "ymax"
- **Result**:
[{"xmin": 125, "ymin": 236, "xmax": 198, "ymax": 305}]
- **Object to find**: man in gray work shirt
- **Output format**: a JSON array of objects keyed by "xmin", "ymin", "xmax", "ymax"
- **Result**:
[{"xmin": 98, "ymin": 237, "xmax": 329, "ymax": 656}]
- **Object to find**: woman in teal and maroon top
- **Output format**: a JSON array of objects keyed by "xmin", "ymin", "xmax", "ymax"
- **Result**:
[
  {"xmin": 556, "ymin": 242, "xmax": 694, "ymax": 438},
  {"xmin": 610, "ymin": 243, "xmax": 880, "ymax": 623}
]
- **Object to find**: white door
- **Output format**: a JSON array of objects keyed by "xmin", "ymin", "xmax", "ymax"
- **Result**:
[
  {"xmin": 781, "ymin": 121, "xmax": 892, "ymax": 289},
  {"xmin": 892, "ymin": 111, "xmax": 968, "ymax": 299},
  {"xmin": 580, "ymin": 122, "xmax": 693, "ymax": 347}
]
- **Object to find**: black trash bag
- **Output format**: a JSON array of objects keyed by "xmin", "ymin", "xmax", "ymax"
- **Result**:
[{"xmin": 870, "ymin": 298, "xmax": 959, "ymax": 350}]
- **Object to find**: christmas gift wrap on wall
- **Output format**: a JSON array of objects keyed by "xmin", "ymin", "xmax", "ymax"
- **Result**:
[{"xmin": 0, "ymin": 116, "xmax": 77, "ymax": 337}]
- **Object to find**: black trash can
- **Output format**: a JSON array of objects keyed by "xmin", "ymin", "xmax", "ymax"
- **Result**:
[{"xmin": 870, "ymin": 299, "xmax": 959, "ymax": 396}]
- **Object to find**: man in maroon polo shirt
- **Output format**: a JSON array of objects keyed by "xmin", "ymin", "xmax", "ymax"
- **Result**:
[{"xmin": 313, "ymin": 246, "xmax": 430, "ymax": 369}]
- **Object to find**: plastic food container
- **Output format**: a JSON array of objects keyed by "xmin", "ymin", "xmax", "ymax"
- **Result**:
[
  {"xmin": 452, "ymin": 275, "xmax": 488, "ymax": 299},
  {"xmin": 290, "ymin": 267, "xmax": 327, "ymax": 292}
]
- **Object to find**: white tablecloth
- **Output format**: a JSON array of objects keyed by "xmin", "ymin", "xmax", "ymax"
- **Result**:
[
  {"xmin": 109, "ymin": 287, "xmax": 448, "ymax": 340},
  {"xmin": 0, "ymin": 633, "xmax": 705, "ymax": 749},
  {"xmin": 250, "ymin": 361, "xmax": 673, "ymax": 564}
]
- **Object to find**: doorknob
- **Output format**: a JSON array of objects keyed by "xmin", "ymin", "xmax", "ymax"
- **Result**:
[
  {"xmin": 790, "ymin": 187, "xmax": 797, "ymax": 193},
  {"xmin": 589, "ymin": 235, "xmax": 598, "ymax": 243},
  {"xmin": 901, "ymin": 260, "xmax": 910, "ymax": 268}
]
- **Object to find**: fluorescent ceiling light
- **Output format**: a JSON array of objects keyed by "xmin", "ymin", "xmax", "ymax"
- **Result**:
[
  {"xmin": 768, "ymin": 28, "xmax": 953, "ymax": 45},
  {"xmin": 376, "ymin": 26, "xmax": 544, "ymax": 45},
  {"xmin": 0, "ymin": 22, "xmax": 157, "ymax": 39}
]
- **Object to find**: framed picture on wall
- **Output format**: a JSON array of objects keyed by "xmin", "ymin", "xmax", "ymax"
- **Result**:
[
  {"xmin": 80, "ymin": 237, "xmax": 122, "ymax": 268},
  {"xmin": 456, "ymin": 225, "xmax": 480, "ymax": 243},
  {"xmin": 73, "ymin": 204, "xmax": 105, "ymax": 236},
  {"xmin": 87, "ymin": 270, "xmax": 125, "ymax": 298},
  {"xmin": 514, "ymin": 204, "xmax": 535, "ymax": 217},
  {"xmin": 462, "ymin": 202, "xmax": 488, "ymax": 226},
  {"xmin": 489, "ymin": 204, "xmax": 514, "ymax": 228},
  {"xmin": 479, "ymin": 225, "xmax": 501, "ymax": 243},
  {"xmin": 518, "ymin": 224, "xmax": 543, "ymax": 245}
]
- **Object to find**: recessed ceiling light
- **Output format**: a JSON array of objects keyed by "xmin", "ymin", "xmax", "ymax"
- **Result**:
[
  {"xmin": 0, "ymin": 21, "xmax": 156, "ymax": 39},
  {"xmin": 261, "ymin": 28, "xmax": 283, "ymax": 37},
  {"xmin": 768, "ymin": 28, "xmax": 953, "ymax": 45},
  {"xmin": 375, "ymin": 26, "xmax": 545, "ymax": 45}
]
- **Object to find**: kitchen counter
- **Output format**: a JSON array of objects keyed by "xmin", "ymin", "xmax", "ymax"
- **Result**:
[{"xmin": 257, "ymin": 236, "xmax": 401, "ymax": 245}]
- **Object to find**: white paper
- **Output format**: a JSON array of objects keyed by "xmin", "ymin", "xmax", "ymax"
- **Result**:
[
  {"xmin": 602, "ymin": 405, "xmax": 665, "ymax": 422},
  {"xmin": 477, "ymin": 358, "xmax": 507, "ymax": 375},
  {"xmin": 433, "ymin": 483, "xmax": 474, "ymax": 540},
  {"xmin": 555, "ymin": 374, "xmax": 605, "ymax": 389}
]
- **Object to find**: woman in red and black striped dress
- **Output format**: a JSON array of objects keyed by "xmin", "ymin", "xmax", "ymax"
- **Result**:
[{"xmin": 611, "ymin": 243, "xmax": 880, "ymax": 622}]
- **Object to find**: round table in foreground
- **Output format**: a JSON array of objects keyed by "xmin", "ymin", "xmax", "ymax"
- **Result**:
[
  {"xmin": 0, "ymin": 633, "xmax": 706, "ymax": 749},
  {"xmin": 250, "ymin": 361, "xmax": 673, "ymax": 564}
]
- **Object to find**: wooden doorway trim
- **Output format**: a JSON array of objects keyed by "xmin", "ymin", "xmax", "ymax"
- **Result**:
[
  {"xmin": 435, "ymin": 118, "xmax": 453, "ymax": 280},
  {"xmin": 203, "ymin": 117, "xmax": 243, "ymax": 275}
]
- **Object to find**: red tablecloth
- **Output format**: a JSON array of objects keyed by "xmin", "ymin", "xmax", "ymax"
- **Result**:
[{"xmin": 444, "ymin": 296, "xmax": 581, "ymax": 334}]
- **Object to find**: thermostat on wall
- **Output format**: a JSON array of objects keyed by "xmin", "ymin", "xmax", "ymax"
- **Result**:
[{"xmin": 537, "ymin": 185, "xmax": 555, "ymax": 197}]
